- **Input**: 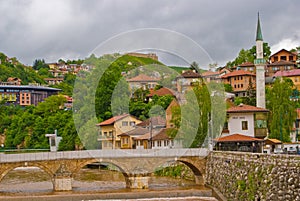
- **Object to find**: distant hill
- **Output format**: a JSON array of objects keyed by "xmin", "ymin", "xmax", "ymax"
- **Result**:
[
  {"xmin": 0, "ymin": 52, "xmax": 45, "ymax": 84},
  {"xmin": 168, "ymin": 66, "xmax": 189, "ymax": 73}
]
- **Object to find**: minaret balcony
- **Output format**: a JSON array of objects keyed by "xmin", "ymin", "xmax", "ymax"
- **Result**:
[{"xmin": 254, "ymin": 58, "xmax": 266, "ymax": 65}]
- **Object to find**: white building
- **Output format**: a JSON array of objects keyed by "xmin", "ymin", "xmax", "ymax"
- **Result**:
[{"xmin": 223, "ymin": 104, "xmax": 269, "ymax": 139}]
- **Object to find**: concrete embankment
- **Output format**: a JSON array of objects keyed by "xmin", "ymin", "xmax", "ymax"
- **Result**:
[{"xmin": 0, "ymin": 188, "xmax": 215, "ymax": 201}]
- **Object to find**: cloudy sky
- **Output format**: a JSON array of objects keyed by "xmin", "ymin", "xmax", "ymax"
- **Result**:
[{"xmin": 1, "ymin": 0, "xmax": 300, "ymax": 67}]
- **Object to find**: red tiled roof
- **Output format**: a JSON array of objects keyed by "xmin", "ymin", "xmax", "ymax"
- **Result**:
[
  {"xmin": 118, "ymin": 127, "xmax": 149, "ymax": 137},
  {"xmin": 265, "ymin": 138, "xmax": 282, "ymax": 144},
  {"xmin": 96, "ymin": 114, "xmax": 130, "ymax": 126},
  {"xmin": 147, "ymin": 87, "xmax": 175, "ymax": 97},
  {"xmin": 273, "ymin": 69, "xmax": 300, "ymax": 77},
  {"xmin": 136, "ymin": 116, "xmax": 166, "ymax": 127},
  {"xmin": 227, "ymin": 104, "xmax": 269, "ymax": 113},
  {"xmin": 133, "ymin": 133, "xmax": 151, "ymax": 140},
  {"xmin": 151, "ymin": 128, "xmax": 172, "ymax": 140},
  {"xmin": 268, "ymin": 60, "xmax": 296, "ymax": 66},
  {"xmin": 238, "ymin": 62, "xmax": 254, "ymax": 67},
  {"xmin": 179, "ymin": 70, "xmax": 201, "ymax": 78},
  {"xmin": 214, "ymin": 134, "xmax": 263, "ymax": 142},
  {"xmin": 221, "ymin": 70, "xmax": 255, "ymax": 78},
  {"xmin": 201, "ymin": 71, "xmax": 220, "ymax": 77},
  {"xmin": 126, "ymin": 74, "xmax": 160, "ymax": 82}
]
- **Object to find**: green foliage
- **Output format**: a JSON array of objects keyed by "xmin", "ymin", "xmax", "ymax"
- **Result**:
[
  {"xmin": 226, "ymin": 43, "xmax": 271, "ymax": 68},
  {"xmin": 51, "ymin": 73, "xmax": 76, "ymax": 96},
  {"xmin": 267, "ymin": 78, "xmax": 296, "ymax": 142},
  {"xmin": 175, "ymin": 83, "xmax": 211, "ymax": 148},
  {"xmin": 32, "ymin": 59, "xmax": 49, "ymax": 70},
  {"xmin": 58, "ymin": 120, "xmax": 81, "ymax": 151},
  {"xmin": 2, "ymin": 95, "xmax": 81, "ymax": 150},
  {"xmin": 154, "ymin": 164, "xmax": 193, "ymax": 180},
  {"xmin": 224, "ymin": 83, "xmax": 233, "ymax": 92}
]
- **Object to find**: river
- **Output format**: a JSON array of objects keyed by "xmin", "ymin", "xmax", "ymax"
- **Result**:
[{"xmin": 0, "ymin": 167, "xmax": 218, "ymax": 201}]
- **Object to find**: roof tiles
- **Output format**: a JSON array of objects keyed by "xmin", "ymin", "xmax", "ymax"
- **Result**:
[
  {"xmin": 227, "ymin": 104, "xmax": 269, "ymax": 113},
  {"xmin": 214, "ymin": 134, "xmax": 263, "ymax": 142}
]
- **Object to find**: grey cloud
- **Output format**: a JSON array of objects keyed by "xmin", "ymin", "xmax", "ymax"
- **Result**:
[{"xmin": 0, "ymin": 0, "xmax": 299, "ymax": 66}]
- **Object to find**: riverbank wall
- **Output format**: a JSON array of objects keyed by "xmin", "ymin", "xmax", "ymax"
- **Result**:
[{"xmin": 206, "ymin": 151, "xmax": 300, "ymax": 201}]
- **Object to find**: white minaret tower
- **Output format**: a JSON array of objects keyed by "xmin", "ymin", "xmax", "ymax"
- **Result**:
[{"xmin": 255, "ymin": 13, "xmax": 266, "ymax": 108}]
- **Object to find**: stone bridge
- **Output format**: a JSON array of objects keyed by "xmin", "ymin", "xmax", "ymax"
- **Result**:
[{"xmin": 0, "ymin": 148, "xmax": 208, "ymax": 191}]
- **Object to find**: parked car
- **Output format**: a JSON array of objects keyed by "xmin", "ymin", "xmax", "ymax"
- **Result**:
[
  {"xmin": 287, "ymin": 147, "xmax": 297, "ymax": 155},
  {"xmin": 274, "ymin": 148, "xmax": 284, "ymax": 154}
]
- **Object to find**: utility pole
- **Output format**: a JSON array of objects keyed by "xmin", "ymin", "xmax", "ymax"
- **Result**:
[{"xmin": 149, "ymin": 117, "xmax": 153, "ymax": 149}]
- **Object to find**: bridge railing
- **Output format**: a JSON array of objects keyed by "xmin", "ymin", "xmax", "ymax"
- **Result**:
[{"xmin": 0, "ymin": 148, "xmax": 209, "ymax": 163}]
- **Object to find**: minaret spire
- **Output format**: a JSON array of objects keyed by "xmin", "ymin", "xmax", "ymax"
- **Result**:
[
  {"xmin": 256, "ymin": 12, "xmax": 263, "ymax": 41},
  {"xmin": 255, "ymin": 12, "xmax": 266, "ymax": 108}
]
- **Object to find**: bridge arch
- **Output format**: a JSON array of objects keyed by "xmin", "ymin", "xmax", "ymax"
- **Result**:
[
  {"xmin": 73, "ymin": 159, "xmax": 131, "ymax": 188},
  {"xmin": 153, "ymin": 157, "xmax": 206, "ymax": 185},
  {"xmin": 0, "ymin": 162, "xmax": 54, "ymax": 185},
  {"xmin": 0, "ymin": 163, "xmax": 54, "ymax": 191}
]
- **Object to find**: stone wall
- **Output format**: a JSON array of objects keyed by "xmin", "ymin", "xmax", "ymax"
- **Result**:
[{"xmin": 206, "ymin": 151, "xmax": 300, "ymax": 201}]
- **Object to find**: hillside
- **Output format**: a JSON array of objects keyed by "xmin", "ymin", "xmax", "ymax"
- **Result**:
[{"xmin": 0, "ymin": 52, "xmax": 45, "ymax": 84}]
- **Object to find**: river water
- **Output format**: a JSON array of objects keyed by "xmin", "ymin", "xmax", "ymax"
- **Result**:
[{"xmin": 0, "ymin": 167, "xmax": 218, "ymax": 201}]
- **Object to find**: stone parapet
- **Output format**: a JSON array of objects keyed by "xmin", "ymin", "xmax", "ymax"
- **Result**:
[{"xmin": 206, "ymin": 151, "xmax": 300, "ymax": 201}]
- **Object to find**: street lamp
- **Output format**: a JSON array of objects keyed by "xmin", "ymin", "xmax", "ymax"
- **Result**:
[{"xmin": 150, "ymin": 117, "xmax": 153, "ymax": 149}]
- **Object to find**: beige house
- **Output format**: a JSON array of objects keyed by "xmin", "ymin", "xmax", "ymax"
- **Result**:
[
  {"xmin": 269, "ymin": 49, "xmax": 297, "ymax": 63},
  {"xmin": 176, "ymin": 70, "xmax": 202, "ymax": 93},
  {"xmin": 126, "ymin": 74, "xmax": 160, "ymax": 90},
  {"xmin": 97, "ymin": 114, "xmax": 141, "ymax": 149}
]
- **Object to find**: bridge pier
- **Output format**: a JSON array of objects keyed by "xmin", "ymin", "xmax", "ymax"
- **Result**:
[
  {"xmin": 54, "ymin": 175, "xmax": 72, "ymax": 191},
  {"xmin": 127, "ymin": 174, "xmax": 150, "ymax": 189},
  {"xmin": 53, "ymin": 164, "xmax": 73, "ymax": 191},
  {"xmin": 194, "ymin": 174, "xmax": 205, "ymax": 185}
]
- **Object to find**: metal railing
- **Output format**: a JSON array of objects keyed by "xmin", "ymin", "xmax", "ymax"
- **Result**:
[{"xmin": 0, "ymin": 148, "xmax": 209, "ymax": 163}]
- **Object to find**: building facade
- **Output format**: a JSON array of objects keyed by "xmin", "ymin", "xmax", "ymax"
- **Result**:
[
  {"xmin": 97, "ymin": 114, "xmax": 141, "ymax": 149},
  {"xmin": 0, "ymin": 84, "xmax": 61, "ymax": 106},
  {"xmin": 221, "ymin": 70, "xmax": 256, "ymax": 97}
]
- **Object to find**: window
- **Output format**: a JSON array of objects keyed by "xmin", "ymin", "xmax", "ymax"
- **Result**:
[
  {"xmin": 242, "ymin": 121, "xmax": 248, "ymax": 130},
  {"xmin": 103, "ymin": 132, "xmax": 107, "ymax": 136},
  {"xmin": 280, "ymin": 56, "xmax": 287, "ymax": 61},
  {"xmin": 241, "ymin": 84, "xmax": 243, "ymax": 88},
  {"xmin": 122, "ymin": 121, "xmax": 128, "ymax": 126},
  {"xmin": 256, "ymin": 120, "xmax": 267, "ymax": 128},
  {"xmin": 109, "ymin": 131, "xmax": 113, "ymax": 137},
  {"xmin": 130, "ymin": 121, "xmax": 135, "ymax": 126},
  {"xmin": 157, "ymin": 141, "xmax": 162, "ymax": 147}
]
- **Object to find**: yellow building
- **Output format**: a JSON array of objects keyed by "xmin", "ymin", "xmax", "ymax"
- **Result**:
[{"xmin": 97, "ymin": 114, "xmax": 141, "ymax": 149}]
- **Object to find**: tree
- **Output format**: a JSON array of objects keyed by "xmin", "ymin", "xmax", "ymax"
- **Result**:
[
  {"xmin": 267, "ymin": 78, "xmax": 296, "ymax": 142},
  {"xmin": 58, "ymin": 120, "xmax": 81, "ymax": 151},
  {"xmin": 174, "ymin": 83, "xmax": 211, "ymax": 148},
  {"xmin": 190, "ymin": 61, "xmax": 199, "ymax": 73},
  {"xmin": 226, "ymin": 43, "xmax": 271, "ymax": 68},
  {"xmin": 224, "ymin": 84, "xmax": 233, "ymax": 92},
  {"xmin": 33, "ymin": 59, "xmax": 49, "ymax": 71}
]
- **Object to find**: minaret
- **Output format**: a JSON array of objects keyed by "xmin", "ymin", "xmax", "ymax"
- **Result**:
[{"xmin": 255, "ymin": 13, "xmax": 266, "ymax": 108}]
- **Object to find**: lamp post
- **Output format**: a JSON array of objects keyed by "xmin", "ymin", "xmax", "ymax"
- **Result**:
[
  {"xmin": 112, "ymin": 130, "xmax": 114, "ymax": 150},
  {"xmin": 150, "ymin": 117, "xmax": 153, "ymax": 149}
]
